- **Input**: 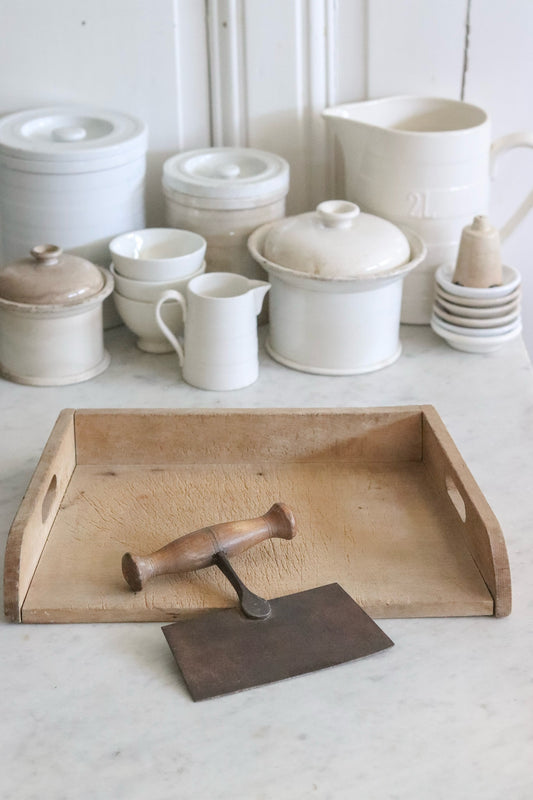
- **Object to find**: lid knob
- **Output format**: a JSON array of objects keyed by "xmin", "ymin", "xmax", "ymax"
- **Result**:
[
  {"xmin": 317, "ymin": 200, "xmax": 360, "ymax": 229},
  {"xmin": 216, "ymin": 163, "xmax": 241, "ymax": 179},
  {"xmin": 52, "ymin": 125, "xmax": 87, "ymax": 142},
  {"xmin": 471, "ymin": 214, "xmax": 491, "ymax": 233},
  {"xmin": 30, "ymin": 244, "xmax": 63, "ymax": 265}
]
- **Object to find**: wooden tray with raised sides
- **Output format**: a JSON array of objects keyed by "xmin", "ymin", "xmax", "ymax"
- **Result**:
[{"xmin": 4, "ymin": 406, "xmax": 511, "ymax": 623}]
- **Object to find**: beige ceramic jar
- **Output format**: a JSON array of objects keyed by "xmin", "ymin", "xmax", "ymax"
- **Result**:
[
  {"xmin": 162, "ymin": 147, "xmax": 289, "ymax": 281},
  {"xmin": 0, "ymin": 244, "xmax": 113, "ymax": 385}
]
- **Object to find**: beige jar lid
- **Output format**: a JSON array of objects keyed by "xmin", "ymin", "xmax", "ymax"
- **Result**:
[
  {"xmin": 0, "ymin": 244, "xmax": 104, "ymax": 305},
  {"xmin": 263, "ymin": 201, "xmax": 411, "ymax": 278}
]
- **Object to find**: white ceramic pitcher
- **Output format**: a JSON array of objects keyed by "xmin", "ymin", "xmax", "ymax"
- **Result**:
[
  {"xmin": 323, "ymin": 96, "xmax": 533, "ymax": 323},
  {"xmin": 154, "ymin": 272, "xmax": 270, "ymax": 390}
]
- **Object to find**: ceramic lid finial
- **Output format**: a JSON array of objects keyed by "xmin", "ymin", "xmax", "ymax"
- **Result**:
[
  {"xmin": 31, "ymin": 245, "xmax": 62, "ymax": 265},
  {"xmin": 317, "ymin": 201, "xmax": 360, "ymax": 229}
]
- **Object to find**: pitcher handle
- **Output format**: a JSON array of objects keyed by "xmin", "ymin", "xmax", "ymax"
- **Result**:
[
  {"xmin": 154, "ymin": 290, "xmax": 186, "ymax": 366},
  {"xmin": 491, "ymin": 131, "xmax": 533, "ymax": 241}
]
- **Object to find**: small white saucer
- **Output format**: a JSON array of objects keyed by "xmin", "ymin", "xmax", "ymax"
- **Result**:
[
  {"xmin": 435, "ymin": 284, "xmax": 521, "ymax": 309},
  {"xmin": 433, "ymin": 303, "xmax": 521, "ymax": 329},
  {"xmin": 431, "ymin": 315, "xmax": 522, "ymax": 353},
  {"xmin": 431, "ymin": 313, "xmax": 521, "ymax": 337},
  {"xmin": 435, "ymin": 263, "xmax": 521, "ymax": 300},
  {"xmin": 434, "ymin": 293, "xmax": 520, "ymax": 318}
]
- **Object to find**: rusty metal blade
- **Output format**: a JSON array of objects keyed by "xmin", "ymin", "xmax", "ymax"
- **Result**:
[{"xmin": 162, "ymin": 583, "xmax": 393, "ymax": 701}]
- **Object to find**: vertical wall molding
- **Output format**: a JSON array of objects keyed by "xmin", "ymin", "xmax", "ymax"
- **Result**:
[
  {"xmin": 173, "ymin": 0, "xmax": 211, "ymax": 151},
  {"xmin": 295, "ymin": 0, "xmax": 336, "ymax": 206},
  {"xmin": 207, "ymin": 0, "xmax": 248, "ymax": 146},
  {"xmin": 206, "ymin": 0, "xmax": 346, "ymax": 211}
]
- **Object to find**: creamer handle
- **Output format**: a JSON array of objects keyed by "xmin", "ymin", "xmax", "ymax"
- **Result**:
[{"xmin": 154, "ymin": 289, "xmax": 186, "ymax": 366}]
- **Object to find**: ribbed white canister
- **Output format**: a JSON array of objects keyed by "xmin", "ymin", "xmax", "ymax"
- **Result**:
[{"xmin": 162, "ymin": 147, "xmax": 289, "ymax": 281}]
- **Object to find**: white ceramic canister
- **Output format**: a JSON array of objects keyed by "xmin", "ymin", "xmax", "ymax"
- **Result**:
[
  {"xmin": 0, "ymin": 244, "xmax": 113, "ymax": 385},
  {"xmin": 0, "ymin": 106, "xmax": 147, "ymax": 327},
  {"xmin": 162, "ymin": 147, "xmax": 289, "ymax": 281},
  {"xmin": 248, "ymin": 200, "xmax": 426, "ymax": 375}
]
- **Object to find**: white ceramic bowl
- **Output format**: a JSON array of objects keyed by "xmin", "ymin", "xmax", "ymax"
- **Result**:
[
  {"xmin": 113, "ymin": 289, "xmax": 184, "ymax": 353},
  {"xmin": 109, "ymin": 227, "xmax": 206, "ymax": 281},
  {"xmin": 435, "ymin": 263, "xmax": 521, "ymax": 299},
  {"xmin": 431, "ymin": 315, "xmax": 522, "ymax": 353},
  {"xmin": 110, "ymin": 261, "xmax": 205, "ymax": 301}
]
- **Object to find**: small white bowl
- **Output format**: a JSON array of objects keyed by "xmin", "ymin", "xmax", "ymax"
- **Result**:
[
  {"xmin": 110, "ymin": 261, "xmax": 205, "ymax": 301},
  {"xmin": 109, "ymin": 227, "xmax": 206, "ymax": 281},
  {"xmin": 435, "ymin": 263, "xmax": 521, "ymax": 299},
  {"xmin": 431, "ymin": 315, "xmax": 522, "ymax": 353},
  {"xmin": 113, "ymin": 289, "xmax": 184, "ymax": 353}
]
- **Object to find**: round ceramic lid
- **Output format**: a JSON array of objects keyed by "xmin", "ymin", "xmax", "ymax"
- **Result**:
[
  {"xmin": 263, "ymin": 200, "xmax": 411, "ymax": 278},
  {"xmin": 0, "ymin": 106, "xmax": 147, "ymax": 171},
  {"xmin": 162, "ymin": 147, "xmax": 290, "ymax": 203},
  {"xmin": 0, "ymin": 245, "xmax": 104, "ymax": 305}
]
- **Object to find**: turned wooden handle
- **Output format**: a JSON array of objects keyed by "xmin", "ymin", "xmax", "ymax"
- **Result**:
[{"xmin": 122, "ymin": 502, "xmax": 296, "ymax": 592}]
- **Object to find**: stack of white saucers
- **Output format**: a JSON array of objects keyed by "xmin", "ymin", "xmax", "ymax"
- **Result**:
[{"xmin": 431, "ymin": 263, "xmax": 522, "ymax": 353}]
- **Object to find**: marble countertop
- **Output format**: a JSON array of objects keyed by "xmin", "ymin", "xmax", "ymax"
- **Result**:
[{"xmin": 2, "ymin": 324, "xmax": 533, "ymax": 800}]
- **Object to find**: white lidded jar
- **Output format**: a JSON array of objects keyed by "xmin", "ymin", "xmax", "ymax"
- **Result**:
[
  {"xmin": 248, "ymin": 200, "xmax": 426, "ymax": 374},
  {"xmin": 162, "ymin": 147, "xmax": 289, "ymax": 280},
  {"xmin": 0, "ymin": 244, "xmax": 113, "ymax": 385}
]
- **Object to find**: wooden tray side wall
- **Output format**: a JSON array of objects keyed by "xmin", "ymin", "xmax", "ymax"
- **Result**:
[
  {"xmin": 4, "ymin": 409, "xmax": 77, "ymax": 622},
  {"xmin": 421, "ymin": 406, "xmax": 511, "ymax": 617},
  {"xmin": 72, "ymin": 407, "xmax": 424, "ymax": 465}
]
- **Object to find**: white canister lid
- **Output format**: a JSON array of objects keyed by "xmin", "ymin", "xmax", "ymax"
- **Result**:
[
  {"xmin": 263, "ymin": 201, "xmax": 411, "ymax": 278},
  {"xmin": 162, "ymin": 147, "xmax": 289, "ymax": 208},
  {"xmin": 0, "ymin": 106, "xmax": 147, "ymax": 173}
]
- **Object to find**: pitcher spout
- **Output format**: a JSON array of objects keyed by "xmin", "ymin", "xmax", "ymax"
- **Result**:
[{"xmin": 248, "ymin": 280, "xmax": 271, "ymax": 316}]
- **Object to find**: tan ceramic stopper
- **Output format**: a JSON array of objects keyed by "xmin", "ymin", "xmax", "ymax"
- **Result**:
[{"xmin": 452, "ymin": 215, "xmax": 503, "ymax": 288}]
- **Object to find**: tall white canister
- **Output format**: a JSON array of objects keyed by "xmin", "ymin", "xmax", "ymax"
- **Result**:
[{"xmin": 162, "ymin": 147, "xmax": 289, "ymax": 281}]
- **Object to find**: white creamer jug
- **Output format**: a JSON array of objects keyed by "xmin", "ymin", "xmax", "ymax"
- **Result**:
[
  {"xmin": 323, "ymin": 96, "xmax": 533, "ymax": 323},
  {"xmin": 154, "ymin": 272, "xmax": 269, "ymax": 391}
]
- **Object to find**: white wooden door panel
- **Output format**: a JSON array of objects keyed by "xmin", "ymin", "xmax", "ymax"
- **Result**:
[
  {"xmin": 366, "ymin": 0, "xmax": 468, "ymax": 99},
  {"xmin": 465, "ymin": 0, "xmax": 533, "ymax": 356}
]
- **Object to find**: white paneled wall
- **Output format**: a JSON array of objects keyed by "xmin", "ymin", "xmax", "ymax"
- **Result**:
[
  {"xmin": 1, "ymin": 0, "xmax": 532, "ymax": 354},
  {"xmin": 0, "ymin": 0, "xmax": 210, "ymax": 224}
]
